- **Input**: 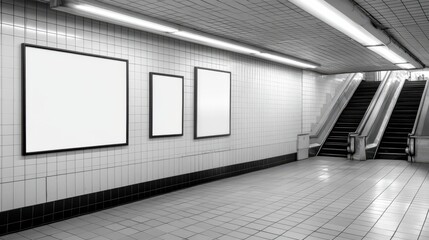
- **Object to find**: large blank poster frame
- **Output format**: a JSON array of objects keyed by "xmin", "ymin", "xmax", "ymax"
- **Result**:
[
  {"xmin": 195, "ymin": 67, "xmax": 231, "ymax": 139},
  {"xmin": 22, "ymin": 44, "xmax": 128, "ymax": 155},
  {"xmin": 149, "ymin": 73, "xmax": 184, "ymax": 138}
]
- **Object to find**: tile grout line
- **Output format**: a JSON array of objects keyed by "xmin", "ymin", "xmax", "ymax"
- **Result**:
[
  {"xmin": 161, "ymin": 159, "xmax": 353, "ymax": 239},
  {"xmin": 302, "ymin": 160, "xmax": 406, "ymax": 239},
  {"xmin": 360, "ymin": 163, "xmax": 422, "ymax": 239},
  {"xmin": 392, "ymin": 164, "xmax": 429, "ymax": 240},
  {"xmin": 418, "ymin": 209, "xmax": 429, "ymax": 240},
  {"xmin": 243, "ymin": 160, "xmax": 377, "ymax": 239}
]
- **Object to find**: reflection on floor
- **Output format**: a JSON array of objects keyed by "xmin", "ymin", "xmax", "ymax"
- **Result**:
[{"xmin": 2, "ymin": 156, "xmax": 429, "ymax": 240}]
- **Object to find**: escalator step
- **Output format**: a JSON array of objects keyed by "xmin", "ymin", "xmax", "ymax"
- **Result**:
[
  {"xmin": 319, "ymin": 81, "xmax": 381, "ymax": 157},
  {"xmin": 377, "ymin": 147, "xmax": 406, "ymax": 153},
  {"xmin": 376, "ymin": 153, "xmax": 407, "ymax": 160},
  {"xmin": 376, "ymin": 80, "xmax": 426, "ymax": 160},
  {"xmin": 323, "ymin": 142, "xmax": 348, "ymax": 147},
  {"xmin": 320, "ymin": 147, "xmax": 347, "ymax": 153},
  {"xmin": 318, "ymin": 152, "xmax": 347, "ymax": 158},
  {"xmin": 380, "ymin": 137, "xmax": 409, "ymax": 141}
]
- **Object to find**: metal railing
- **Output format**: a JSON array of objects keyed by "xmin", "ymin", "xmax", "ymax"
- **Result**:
[
  {"xmin": 370, "ymin": 78, "xmax": 405, "ymax": 159},
  {"xmin": 356, "ymin": 72, "xmax": 391, "ymax": 135},
  {"xmin": 348, "ymin": 72, "xmax": 406, "ymax": 160},
  {"xmin": 406, "ymin": 80, "xmax": 429, "ymax": 162},
  {"xmin": 309, "ymin": 74, "xmax": 360, "ymax": 155},
  {"xmin": 346, "ymin": 73, "xmax": 390, "ymax": 159}
]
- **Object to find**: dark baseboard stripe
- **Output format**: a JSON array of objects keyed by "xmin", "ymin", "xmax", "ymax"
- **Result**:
[{"xmin": 0, "ymin": 153, "xmax": 296, "ymax": 236}]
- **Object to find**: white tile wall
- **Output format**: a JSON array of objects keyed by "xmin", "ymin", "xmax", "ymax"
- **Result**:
[
  {"xmin": 301, "ymin": 71, "xmax": 350, "ymax": 133},
  {"xmin": 0, "ymin": 0, "xmax": 348, "ymax": 212},
  {"xmin": 0, "ymin": 0, "xmax": 305, "ymax": 211}
]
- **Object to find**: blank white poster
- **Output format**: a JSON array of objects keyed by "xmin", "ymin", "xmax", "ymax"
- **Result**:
[
  {"xmin": 23, "ymin": 44, "xmax": 128, "ymax": 154},
  {"xmin": 150, "ymin": 73, "xmax": 183, "ymax": 137},
  {"xmin": 195, "ymin": 68, "xmax": 231, "ymax": 138}
]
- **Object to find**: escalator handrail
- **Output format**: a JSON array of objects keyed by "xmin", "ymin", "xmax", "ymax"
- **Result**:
[
  {"xmin": 367, "ymin": 78, "xmax": 404, "ymax": 147},
  {"xmin": 317, "ymin": 78, "xmax": 363, "ymax": 156},
  {"xmin": 409, "ymin": 80, "xmax": 429, "ymax": 138},
  {"xmin": 372, "ymin": 78, "xmax": 406, "ymax": 158},
  {"xmin": 310, "ymin": 73, "xmax": 359, "ymax": 145},
  {"xmin": 354, "ymin": 72, "xmax": 390, "ymax": 136},
  {"xmin": 406, "ymin": 80, "xmax": 429, "ymax": 160}
]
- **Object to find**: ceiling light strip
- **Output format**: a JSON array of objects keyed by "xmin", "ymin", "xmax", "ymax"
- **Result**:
[
  {"xmin": 50, "ymin": 0, "xmax": 320, "ymax": 69},
  {"xmin": 172, "ymin": 31, "xmax": 260, "ymax": 54},
  {"xmin": 288, "ymin": 0, "xmax": 382, "ymax": 46},
  {"xmin": 366, "ymin": 46, "xmax": 407, "ymax": 64},
  {"xmin": 256, "ymin": 53, "xmax": 319, "ymax": 69},
  {"xmin": 288, "ymin": 0, "xmax": 419, "ymax": 69},
  {"xmin": 395, "ymin": 63, "xmax": 416, "ymax": 70}
]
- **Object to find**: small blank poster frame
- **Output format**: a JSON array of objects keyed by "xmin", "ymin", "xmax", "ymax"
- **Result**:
[
  {"xmin": 22, "ymin": 44, "xmax": 128, "ymax": 155},
  {"xmin": 194, "ymin": 67, "xmax": 231, "ymax": 139},
  {"xmin": 149, "ymin": 73, "xmax": 184, "ymax": 138}
]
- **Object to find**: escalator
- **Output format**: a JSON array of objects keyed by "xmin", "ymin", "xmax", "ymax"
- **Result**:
[
  {"xmin": 375, "ymin": 81, "xmax": 426, "ymax": 160},
  {"xmin": 319, "ymin": 81, "xmax": 380, "ymax": 157}
]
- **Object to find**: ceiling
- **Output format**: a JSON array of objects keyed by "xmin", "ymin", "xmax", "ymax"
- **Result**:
[
  {"xmin": 353, "ymin": 0, "xmax": 429, "ymax": 69},
  {"xmin": 43, "ymin": 0, "xmax": 428, "ymax": 74}
]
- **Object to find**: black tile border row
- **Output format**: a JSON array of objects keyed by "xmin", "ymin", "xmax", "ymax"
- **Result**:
[{"xmin": 0, "ymin": 153, "xmax": 296, "ymax": 236}]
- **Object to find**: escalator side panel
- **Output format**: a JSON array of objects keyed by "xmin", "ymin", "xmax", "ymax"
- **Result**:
[{"xmin": 318, "ymin": 81, "xmax": 380, "ymax": 157}]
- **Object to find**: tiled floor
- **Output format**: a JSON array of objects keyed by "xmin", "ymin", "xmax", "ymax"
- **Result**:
[{"xmin": 2, "ymin": 156, "xmax": 429, "ymax": 240}]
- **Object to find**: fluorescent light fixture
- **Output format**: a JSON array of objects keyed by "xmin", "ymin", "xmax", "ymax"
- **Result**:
[
  {"xmin": 52, "ymin": 1, "xmax": 321, "ymax": 69},
  {"xmin": 288, "ymin": 0, "xmax": 383, "ymax": 46},
  {"xmin": 173, "ymin": 31, "xmax": 259, "ymax": 54},
  {"xmin": 367, "ymin": 46, "xmax": 407, "ymax": 64},
  {"xmin": 395, "ymin": 63, "xmax": 416, "ymax": 69},
  {"xmin": 74, "ymin": 4, "xmax": 178, "ymax": 33},
  {"xmin": 256, "ymin": 53, "xmax": 318, "ymax": 69}
]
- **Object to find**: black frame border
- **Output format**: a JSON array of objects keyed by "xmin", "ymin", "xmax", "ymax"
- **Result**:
[
  {"xmin": 22, "ymin": 43, "xmax": 129, "ymax": 155},
  {"xmin": 149, "ymin": 72, "xmax": 184, "ymax": 138},
  {"xmin": 194, "ymin": 67, "xmax": 232, "ymax": 139}
]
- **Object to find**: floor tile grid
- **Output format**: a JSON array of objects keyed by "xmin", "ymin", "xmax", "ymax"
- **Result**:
[
  {"xmin": 372, "ymin": 164, "xmax": 429, "ymax": 240},
  {"xmin": 418, "ymin": 175, "xmax": 429, "ymax": 240},
  {"xmin": 339, "ymin": 163, "xmax": 427, "ymax": 240},
  {"xmin": 391, "ymin": 164, "xmax": 429, "ymax": 240},
  {"xmin": 0, "ymin": 167, "xmax": 374, "ymax": 238},
  {"xmin": 116, "ymin": 159, "xmax": 345, "ymax": 221},
  {"xmin": 289, "ymin": 160, "xmax": 397, "ymax": 202},
  {"xmin": 419, "ymin": 209, "xmax": 429, "ymax": 240},
  {"xmin": 282, "ymin": 160, "xmax": 406, "ymax": 239},
  {"xmin": 251, "ymin": 160, "xmax": 414, "ymax": 237},
  {"xmin": 337, "ymin": 163, "xmax": 419, "ymax": 240},
  {"xmin": 338, "ymin": 162, "xmax": 417, "ymax": 238},
  {"xmin": 187, "ymin": 161, "xmax": 373, "ymax": 239},
  {"xmin": 132, "ymin": 158, "xmax": 362, "ymax": 239},
  {"xmin": 83, "ymin": 159, "xmax": 368, "ymax": 240},
  {"xmin": 176, "ymin": 160, "xmax": 394, "ymax": 240},
  {"xmin": 50, "ymin": 162, "xmax": 408, "ymax": 239},
  {"xmin": 360, "ymin": 163, "xmax": 426, "ymax": 240},
  {"xmin": 220, "ymin": 160, "xmax": 375, "ymax": 239},
  {"xmin": 8, "ymin": 159, "xmax": 347, "ymax": 240},
  {"xmin": 57, "ymin": 161, "xmax": 398, "ymax": 240},
  {"xmin": 252, "ymin": 164, "xmax": 385, "ymax": 240},
  {"xmin": 258, "ymin": 160, "xmax": 414, "ymax": 239},
  {"xmin": 1, "ymin": 158, "xmax": 429, "ymax": 240}
]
